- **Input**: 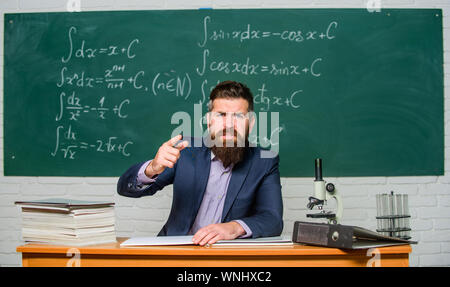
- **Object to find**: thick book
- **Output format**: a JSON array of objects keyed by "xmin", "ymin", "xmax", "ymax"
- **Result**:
[
  {"xmin": 16, "ymin": 198, "xmax": 116, "ymax": 246},
  {"xmin": 292, "ymin": 221, "xmax": 417, "ymax": 249},
  {"xmin": 15, "ymin": 198, "xmax": 115, "ymax": 211}
]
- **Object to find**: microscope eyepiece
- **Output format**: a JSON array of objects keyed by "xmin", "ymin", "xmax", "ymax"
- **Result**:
[{"xmin": 315, "ymin": 158, "xmax": 323, "ymax": 181}]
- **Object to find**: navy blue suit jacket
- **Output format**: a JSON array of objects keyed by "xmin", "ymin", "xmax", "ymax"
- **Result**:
[{"xmin": 117, "ymin": 137, "xmax": 283, "ymax": 238}]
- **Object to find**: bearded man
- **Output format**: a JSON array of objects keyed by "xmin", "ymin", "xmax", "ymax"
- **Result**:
[{"xmin": 117, "ymin": 81, "xmax": 283, "ymax": 246}]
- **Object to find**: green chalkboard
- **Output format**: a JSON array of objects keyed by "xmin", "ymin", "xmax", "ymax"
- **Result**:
[{"xmin": 3, "ymin": 9, "xmax": 444, "ymax": 177}]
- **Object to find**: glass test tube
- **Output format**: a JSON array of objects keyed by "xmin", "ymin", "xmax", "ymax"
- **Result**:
[
  {"xmin": 402, "ymin": 194, "xmax": 410, "ymax": 239},
  {"xmin": 376, "ymin": 194, "xmax": 382, "ymax": 232},
  {"xmin": 396, "ymin": 194, "xmax": 403, "ymax": 238},
  {"xmin": 381, "ymin": 193, "xmax": 388, "ymax": 236},
  {"xmin": 388, "ymin": 192, "xmax": 396, "ymax": 237}
]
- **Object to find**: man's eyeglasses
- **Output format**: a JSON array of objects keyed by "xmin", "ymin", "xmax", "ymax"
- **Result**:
[{"xmin": 209, "ymin": 112, "xmax": 250, "ymax": 121}]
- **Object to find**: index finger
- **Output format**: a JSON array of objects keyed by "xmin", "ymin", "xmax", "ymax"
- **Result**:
[
  {"xmin": 174, "ymin": 140, "xmax": 189, "ymax": 150},
  {"xmin": 166, "ymin": 134, "xmax": 183, "ymax": 146}
]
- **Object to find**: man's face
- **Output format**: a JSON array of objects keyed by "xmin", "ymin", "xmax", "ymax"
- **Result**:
[{"xmin": 207, "ymin": 98, "xmax": 254, "ymax": 147}]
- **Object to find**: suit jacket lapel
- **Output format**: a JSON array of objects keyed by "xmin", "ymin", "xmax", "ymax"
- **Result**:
[{"xmin": 221, "ymin": 148, "xmax": 253, "ymax": 222}]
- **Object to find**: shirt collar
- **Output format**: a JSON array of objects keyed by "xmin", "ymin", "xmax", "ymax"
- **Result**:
[{"xmin": 210, "ymin": 150, "xmax": 233, "ymax": 171}]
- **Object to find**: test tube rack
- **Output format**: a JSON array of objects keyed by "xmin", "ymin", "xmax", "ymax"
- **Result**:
[{"xmin": 376, "ymin": 191, "xmax": 411, "ymax": 240}]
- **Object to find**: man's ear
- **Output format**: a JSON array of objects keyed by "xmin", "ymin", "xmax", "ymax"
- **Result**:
[
  {"xmin": 206, "ymin": 111, "xmax": 211, "ymax": 128},
  {"xmin": 206, "ymin": 100, "xmax": 214, "ymax": 128}
]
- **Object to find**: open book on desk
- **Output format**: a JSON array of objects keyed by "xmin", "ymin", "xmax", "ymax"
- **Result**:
[{"xmin": 120, "ymin": 236, "xmax": 293, "ymax": 247}]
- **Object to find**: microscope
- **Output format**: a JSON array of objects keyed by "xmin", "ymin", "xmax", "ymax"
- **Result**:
[
  {"xmin": 294, "ymin": 161, "xmax": 417, "ymax": 248},
  {"xmin": 306, "ymin": 158, "xmax": 343, "ymax": 224}
]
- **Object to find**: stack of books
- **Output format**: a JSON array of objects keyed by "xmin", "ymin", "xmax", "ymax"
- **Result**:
[{"xmin": 15, "ymin": 198, "xmax": 116, "ymax": 246}]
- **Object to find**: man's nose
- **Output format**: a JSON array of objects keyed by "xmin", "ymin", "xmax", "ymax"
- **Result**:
[{"xmin": 223, "ymin": 114, "xmax": 236, "ymax": 129}]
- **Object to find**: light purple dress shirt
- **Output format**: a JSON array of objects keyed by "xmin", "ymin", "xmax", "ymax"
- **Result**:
[{"xmin": 136, "ymin": 151, "xmax": 252, "ymax": 238}]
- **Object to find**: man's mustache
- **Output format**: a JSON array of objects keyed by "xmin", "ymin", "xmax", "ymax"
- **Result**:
[
  {"xmin": 211, "ymin": 129, "xmax": 247, "ymax": 147},
  {"xmin": 218, "ymin": 128, "xmax": 238, "ymax": 137}
]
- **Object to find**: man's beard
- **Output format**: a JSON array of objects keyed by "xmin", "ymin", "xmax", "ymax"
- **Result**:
[{"xmin": 209, "ymin": 128, "xmax": 249, "ymax": 169}]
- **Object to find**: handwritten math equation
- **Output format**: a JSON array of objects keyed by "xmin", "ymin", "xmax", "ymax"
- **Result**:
[{"xmin": 50, "ymin": 16, "xmax": 338, "ymax": 160}]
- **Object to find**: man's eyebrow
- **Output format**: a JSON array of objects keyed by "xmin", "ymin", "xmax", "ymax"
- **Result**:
[{"xmin": 214, "ymin": 111, "xmax": 245, "ymax": 114}]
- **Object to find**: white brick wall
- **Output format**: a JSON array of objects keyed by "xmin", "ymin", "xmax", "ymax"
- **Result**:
[{"xmin": 1, "ymin": 0, "xmax": 449, "ymax": 267}]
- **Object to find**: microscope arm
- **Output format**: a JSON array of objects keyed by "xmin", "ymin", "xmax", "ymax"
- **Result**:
[{"xmin": 330, "ymin": 190, "xmax": 343, "ymax": 224}]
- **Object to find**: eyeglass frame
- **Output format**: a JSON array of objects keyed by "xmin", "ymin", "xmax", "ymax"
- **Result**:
[{"xmin": 207, "ymin": 111, "xmax": 254, "ymax": 121}]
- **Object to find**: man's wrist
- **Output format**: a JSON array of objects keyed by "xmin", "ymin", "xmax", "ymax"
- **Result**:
[
  {"xmin": 233, "ymin": 220, "xmax": 252, "ymax": 238},
  {"xmin": 230, "ymin": 221, "xmax": 246, "ymax": 238},
  {"xmin": 137, "ymin": 160, "xmax": 158, "ymax": 186},
  {"xmin": 144, "ymin": 160, "xmax": 157, "ymax": 178}
]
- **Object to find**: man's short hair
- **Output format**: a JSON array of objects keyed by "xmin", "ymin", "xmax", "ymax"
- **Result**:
[{"xmin": 208, "ymin": 81, "xmax": 254, "ymax": 112}]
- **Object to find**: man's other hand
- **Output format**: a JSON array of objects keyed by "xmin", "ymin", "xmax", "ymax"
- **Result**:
[{"xmin": 192, "ymin": 222, "xmax": 246, "ymax": 246}]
